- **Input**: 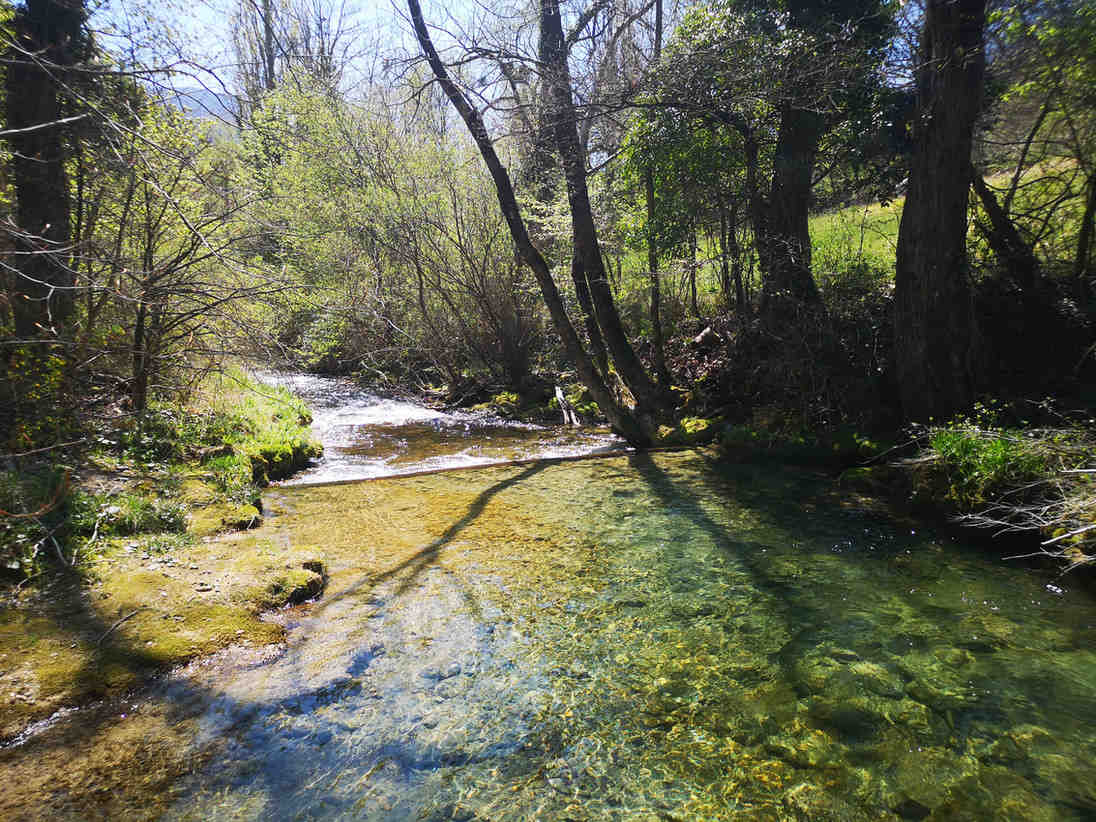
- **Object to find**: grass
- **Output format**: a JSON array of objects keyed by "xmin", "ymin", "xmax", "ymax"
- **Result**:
[
  {"xmin": 811, "ymin": 198, "xmax": 903, "ymax": 275},
  {"xmin": 1, "ymin": 367, "xmax": 321, "ymax": 579},
  {"xmin": 909, "ymin": 411, "xmax": 1095, "ymax": 571},
  {"xmin": 192, "ymin": 368, "xmax": 322, "ymax": 484}
]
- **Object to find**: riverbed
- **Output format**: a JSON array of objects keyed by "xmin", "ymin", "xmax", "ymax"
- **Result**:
[{"xmin": 2, "ymin": 377, "xmax": 1095, "ymax": 821}]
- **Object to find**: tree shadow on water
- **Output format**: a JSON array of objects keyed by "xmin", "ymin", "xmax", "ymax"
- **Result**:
[
  {"xmin": 308, "ymin": 460, "xmax": 549, "ymax": 620},
  {"xmin": 1, "ymin": 461, "xmax": 554, "ymax": 820}
]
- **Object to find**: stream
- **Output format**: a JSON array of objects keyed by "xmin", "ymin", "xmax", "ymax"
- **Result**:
[
  {"xmin": 6, "ymin": 375, "xmax": 1096, "ymax": 820},
  {"xmin": 260, "ymin": 373, "xmax": 624, "ymax": 484}
]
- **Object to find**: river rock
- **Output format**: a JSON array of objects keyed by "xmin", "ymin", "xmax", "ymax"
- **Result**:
[
  {"xmin": 782, "ymin": 781, "xmax": 861, "ymax": 821},
  {"xmin": 888, "ymin": 747, "xmax": 977, "ymax": 811}
]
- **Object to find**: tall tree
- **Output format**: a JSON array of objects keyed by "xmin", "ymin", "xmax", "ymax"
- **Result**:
[
  {"xmin": 655, "ymin": 0, "xmax": 892, "ymax": 318},
  {"xmin": 3, "ymin": 0, "xmax": 88, "ymax": 338},
  {"xmin": 538, "ymin": 0, "xmax": 668, "ymax": 414},
  {"xmin": 406, "ymin": 0, "xmax": 652, "ymax": 445},
  {"xmin": 893, "ymin": 0, "xmax": 987, "ymax": 421},
  {"xmin": 644, "ymin": 0, "xmax": 671, "ymax": 387}
]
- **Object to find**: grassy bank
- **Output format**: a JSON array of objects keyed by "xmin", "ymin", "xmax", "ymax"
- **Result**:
[{"xmin": 0, "ymin": 368, "xmax": 326, "ymax": 740}]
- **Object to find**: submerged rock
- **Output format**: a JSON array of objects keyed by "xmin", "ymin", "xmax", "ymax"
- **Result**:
[{"xmin": 263, "ymin": 564, "xmax": 325, "ymax": 607}]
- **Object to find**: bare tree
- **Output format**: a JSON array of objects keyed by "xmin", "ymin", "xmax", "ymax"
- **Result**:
[
  {"xmin": 231, "ymin": 0, "xmax": 363, "ymax": 121},
  {"xmin": 406, "ymin": 0, "xmax": 652, "ymax": 445}
]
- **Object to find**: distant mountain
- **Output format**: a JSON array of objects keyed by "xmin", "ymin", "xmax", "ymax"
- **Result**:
[{"xmin": 162, "ymin": 87, "xmax": 238, "ymax": 124}]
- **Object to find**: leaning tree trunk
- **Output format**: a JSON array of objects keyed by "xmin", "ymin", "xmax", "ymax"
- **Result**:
[
  {"xmin": 645, "ymin": 0, "xmax": 671, "ymax": 388},
  {"xmin": 539, "ymin": 0, "xmax": 667, "ymax": 415},
  {"xmin": 972, "ymin": 170, "xmax": 1039, "ymax": 291},
  {"xmin": 4, "ymin": 0, "xmax": 85, "ymax": 339},
  {"xmin": 406, "ymin": 0, "xmax": 651, "ymax": 446},
  {"xmin": 893, "ymin": 0, "xmax": 986, "ymax": 422},
  {"xmin": 1075, "ymin": 174, "xmax": 1095, "ymax": 300}
]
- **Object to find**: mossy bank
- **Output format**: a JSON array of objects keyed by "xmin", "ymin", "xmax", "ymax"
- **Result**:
[{"xmin": 0, "ymin": 369, "xmax": 326, "ymax": 741}]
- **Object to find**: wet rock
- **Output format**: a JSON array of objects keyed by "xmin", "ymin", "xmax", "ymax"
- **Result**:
[
  {"xmin": 420, "ymin": 661, "xmax": 462, "ymax": 682},
  {"xmin": 849, "ymin": 661, "xmax": 905, "ymax": 698},
  {"xmin": 890, "ymin": 748, "xmax": 975, "ymax": 810},
  {"xmin": 766, "ymin": 728, "xmax": 843, "ymax": 769},
  {"xmin": 782, "ymin": 781, "xmax": 860, "ymax": 821},
  {"xmin": 808, "ymin": 695, "xmax": 887, "ymax": 742},
  {"xmin": 957, "ymin": 612, "xmax": 1016, "ymax": 651},
  {"xmin": 905, "ymin": 673, "xmax": 976, "ymax": 712},
  {"xmin": 264, "ymin": 566, "xmax": 325, "ymax": 607},
  {"xmin": 794, "ymin": 647, "xmax": 903, "ymax": 700},
  {"xmin": 187, "ymin": 503, "xmax": 262, "ymax": 537},
  {"xmin": 895, "ymin": 650, "xmax": 976, "ymax": 711}
]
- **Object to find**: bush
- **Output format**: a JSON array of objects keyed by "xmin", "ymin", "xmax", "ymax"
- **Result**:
[
  {"xmin": 928, "ymin": 425, "xmax": 1046, "ymax": 509},
  {"xmin": 0, "ymin": 467, "xmax": 72, "ymax": 576},
  {"xmin": 70, "ymin": 489, "xmax": 187, "ymax": 537},
  {"xmin": 916, "ymin": 409, "xmax": 1095, "ymax": 570}
]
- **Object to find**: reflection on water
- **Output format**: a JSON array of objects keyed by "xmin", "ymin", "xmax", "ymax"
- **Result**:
[
  {"xmin": 261, "ymin": 373, "xmax": 623, "ymax": 484},
  {"xmin": 4, "ymin": 451, "xmax": 1096, "ymax": 820}
]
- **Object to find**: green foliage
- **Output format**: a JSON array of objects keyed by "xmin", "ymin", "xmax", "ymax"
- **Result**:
[
  {"xmin": 1, "ymin": 348, "xmax": 74, "ymax": 452},
  {"xmin": 204, "ymin": 453, "xmax": 255, "ymax": 504},
  {"xmin": 0, "ymin": 467, "xmax": 71, "ymax": 576},
  {"xmin": 70, "ymin": 489, "xmax": 187, "ymax": 538},
  {"xmin": 917, "ymin": 406, "xmax": 1095, "ymax": 569},
  {"xmin": 928, "ymin": 424, "xmax": 1046, "ymax": 509},
  {"xmin": 811, "ymin": 200, "xmax": 901, "ymax": 274},
  {"xmin": 198, "ymin": 369, "xmax": 321, "ymax": 485}
]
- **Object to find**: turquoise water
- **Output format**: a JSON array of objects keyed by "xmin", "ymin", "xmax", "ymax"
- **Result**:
[
  {"xmin": 4, "ymin": 450, "xmax": 1095, "ymax": 820},
  {"xmin": 159, "ymin": 451, "xmax": 1096, "ymax": 820}
]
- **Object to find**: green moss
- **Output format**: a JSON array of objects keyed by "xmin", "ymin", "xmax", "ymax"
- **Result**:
[
  {"xmin": 246, "ymin": 439, "xmax": 322, "ymax": 484},
  {"xmin": 0, "ymin": 527, "xmax": 332, "ymax": 738},
  {"xmin": 187, "ymin": 503, "xmax": 262, "ymax": 537},
  {"xmin": 258, "ymin": 566, "xmax": 326, "ymax": 609},
  {"xmin": 654, "ymin": 416, "xmax": 721, "ymax": 446}
]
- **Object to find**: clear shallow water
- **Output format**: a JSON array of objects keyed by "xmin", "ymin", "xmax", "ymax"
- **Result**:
[
  {"xmin": 20, "ymin": 451, "xmax": 1089, "ymax": 821},
  {"xmin": 260, "ymin": 373, "xmax": 623, "ymax": 483},
  {"xmin": 4, "ymin": 441, "xmax": 1096, "ymax": 819}
]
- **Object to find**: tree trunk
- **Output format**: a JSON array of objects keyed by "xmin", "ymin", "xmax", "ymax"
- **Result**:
[
  {"xmin": 688, "ymin": 224, "xmax": 699, "ymax": 317},
  {"xmin": 1075, "ymin": 174, "xmax": 1095, "ymax": 298},
  {"xmin": 729, "ymin": 203, "xmax": 746, "ymax": 314},
  {"xmin": 972, "ymin": 170, "xmax": 1038, "ymax": 291},
  {"xmin": 406, "ymin": 0, "xmax": 651, "ymax": 446},
  {"xmin": 759, "ymin": 105, "xmax": 823, "ymax": 315},
  {"xmin": 262, "ymin": 0, "xmax": 276, "ymax": 91},
  {"xmin": 570, "ymin": 252, "xmax": 610, "ymax": 376},
  {"xmin": 645, "ymin": 169, "xmax": 671, "ymax": 387},
  {"xmin": 521, "ymin": 25, "xmax": 611, "ymax": 382},
  {"xmin": 539, "ymin": 0, "xmax": 667, "ymax": 414},
  {"xmin": 645, "ymin": 0, "xmax": 670, "ymax": 388},
  {"xmin": 894, "ymin": 0, "xmax": 986, "ymax": 422},
  {"xmin": 4, "ymin": 0, "xmax": 85, "ymax": 338}
]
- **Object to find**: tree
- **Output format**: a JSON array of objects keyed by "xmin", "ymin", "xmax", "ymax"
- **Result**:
[
  {"xmin": 984, "ymin": 0, "xmax": 1096, "ymax": 296},
  {"xmin": 538, "ymin": 0, "xmax": 668, "ymax": 414},
  {"xmin": 231, "ymin": 0, "xmax": 362, "ymax": 123},
  {"xmin": 893, "ymin": 0, "xmax": 987, "ymax": 421},
  {"xmin": 2, "ymin": 0, "xmax": 89, "ymax": 339},
  {"xmin": 654, "ymin": 0, "xmax": 893, "ymax": 318},
  {"xmin": 406, "ymin": 0, "xmax": 652, "ymax": 445}
]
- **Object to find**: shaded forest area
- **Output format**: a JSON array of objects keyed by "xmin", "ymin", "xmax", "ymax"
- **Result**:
[{"xmin": 1, "ymin": 0, "xmax": 1094, "ymax": 579}]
